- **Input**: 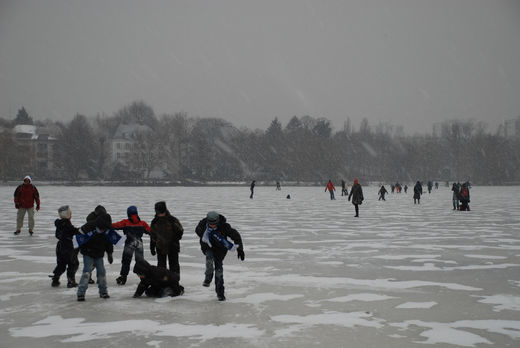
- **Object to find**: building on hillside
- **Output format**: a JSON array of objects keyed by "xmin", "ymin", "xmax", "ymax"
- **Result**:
[{"xmin": 12, "ymin": 124, "xmax": 58, "ymax": 176}]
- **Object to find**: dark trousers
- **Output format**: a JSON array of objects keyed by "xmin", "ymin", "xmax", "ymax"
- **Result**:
[
  {"xmin": 204, "ymin": 249, "xmax": 225, "ymax": 297},
  {"xmin": 53, "ymin": 244, "xmax": 79, "ymax": 280},
  {"xmin": 157, "ymin": 247, "xmax": 180, "ymax": 276},
  {"xmin": 120, "ymin": 239, "xmax": 144, "ymax": 276},
  {"xmin": 354, "ymin": 204, "xmax": 359, "ymax": 217}
]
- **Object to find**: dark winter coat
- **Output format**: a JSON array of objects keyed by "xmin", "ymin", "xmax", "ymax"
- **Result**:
[
  {"xmin": 413, "ymin": 182, "xmax": 423, "ymax": 199},
  {"xmin": 14, "ymin": 183, "xmax": 40, "ymax": 209},
  {"xmin": 150, "ymin": 212, "xmax": 183, "ymax": 254},
  {"xmin": 348, "ymin": 184, "xmax": 364, "ymax": 205},
  {"xmin": 79, "ymin": 230, "xmax": 113, "ymax": 259},
  {"xmin": 195, "ymin": 214, "xmax": 243, "ymax": 259},
  {"xmin": 133, "ymin": 259, "xmax": 184, "ymax": 297},
  {"xmin": 55, "ymin": 218, "xmax": 80, "ymax": 251},
  {"xmin": 379, "ymin": 186, "xmax": 388, "ymax": 196},
  {"xmin": 112, "ymin": 216, "xmax": 150, "ymax": 244}
]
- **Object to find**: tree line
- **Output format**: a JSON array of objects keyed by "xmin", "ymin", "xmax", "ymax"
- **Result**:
[{"xmin": 1, "ymin": 102, "xmax": 519, "ymax": 185}]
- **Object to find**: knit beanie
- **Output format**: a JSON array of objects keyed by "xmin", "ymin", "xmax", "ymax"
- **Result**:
[
  {"xmin": 58, "ymin": 205, "xmax": 71, "ymax": 219},
  {"xmin": 154, "ymin": 201, "xmax": 167, "ymax": 214}
]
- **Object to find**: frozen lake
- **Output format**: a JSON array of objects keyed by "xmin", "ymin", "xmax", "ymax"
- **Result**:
[{"xmin": 1, "ymin": 185, "xmax": 519, "ymax": 347}]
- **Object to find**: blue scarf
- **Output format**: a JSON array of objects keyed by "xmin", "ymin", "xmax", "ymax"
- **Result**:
[
  {"xmin": 73, "ymin": 228, "xmax": 123, "ymax": 249},
  {"xmin": 202, "ymin": 225, "xmax": 236, "ymax": 250}
]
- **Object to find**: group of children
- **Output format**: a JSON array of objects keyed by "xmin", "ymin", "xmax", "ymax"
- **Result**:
[{"xmin": 50, "ymin": 202, "xmax": 245, "ymax": 302}]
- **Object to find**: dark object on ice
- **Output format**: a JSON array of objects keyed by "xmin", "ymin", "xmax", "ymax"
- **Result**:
[
  {"xmin": 132, "ymin": 259, "xmax": 184, "ymax": 298},
  {"xmin": 286, "ymin": 194, "xmax": 291, "ymax": 199}
]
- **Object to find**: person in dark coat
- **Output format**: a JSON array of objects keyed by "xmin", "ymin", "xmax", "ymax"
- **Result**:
[
  {"xmin": 250, "ymin": 180, "xmax": 256, "ymax": 199},
  {"xmin": 348, "ymin": 178, "xmax": 364, "ymax": 217},
  {"xmin": 150, "ymin": 201, "xmax": 183, "ymax": 276},
  {"xmin": 13, "ymin": 175, "xmax": 40, "ymax": 235},
  {"xmin": 50, "ymin": 205, "xmax": 80, "ymax": 288},
  {"xmin": 112, "ymin": 206, "xmax": 150, "ymax": 285},
  {"xmin": 79, "ymin": 205, "xmax": 108, "ymax": 284},
  {"xmin": 451, "ymin": 182, "xmax": 460, "ymax": 210},
  {"xmin": 76, "ymin": 213, "xmax": 114, "ymax": 302},
  {"xmin": 195, "ymin": 211, "xmax": 245, "ymax": 301},
  {"xmin": 378, "ymin": 185, "xmax": 388, "ymax": 201},
  {"xmin": 413, "ymin": 181, "xmax": 423, "ymax": 204},
  {"xmin": 132, "ymin": 259, "xmax": 184, "ymax": 298}
]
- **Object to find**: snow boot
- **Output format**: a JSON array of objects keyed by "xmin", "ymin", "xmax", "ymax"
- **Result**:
[
  {"xmin": 49, "ymin": 275, "xmax": 60, "ymax": 287},
  {"xmin": 29, "ymin": 230, "xmax": 33, "ymax": 236},
  {"xmin": 67, "ymin": 278, "xmax": 78, "ymax": 288},
  {"xmin": 88, "ymin": 276, "xmax": 95, "ymax": 284},
  {"xmin": 100, "ymin": 293, "xmax": 110, "ymax": 299},
  {"xmin": 116, "ymin": 275, "xmax": 127, "ymax": 285},
  {"xmin": 217, "ymin": 294, "xmax": 226, "ymax": 301},
  {"xmin": 77, "ymin": 295, "xmax": 85, "ymax": 302},
  {"xmin": 14, "ymin": 230, "xmax": 20, "ymax": 235}
]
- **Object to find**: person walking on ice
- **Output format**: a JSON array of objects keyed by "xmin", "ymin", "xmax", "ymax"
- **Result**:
[
  {"xmin": 13, "ymin": 175, "xmax": 40, "ymax": 235},
  {"xmin": 195, "ymin": 211, "xmax": 245, "ymax": 301},
  {"xmin": 50, "ymin": 205, "xmax": 80, "ymax": 288},
  {"xmin": 325, "ymin": 180, "xmax": 336, "ymax": 200},
  {"xmin": 348, "ymin": 178, "xmax": 364, "ymax": 217}
]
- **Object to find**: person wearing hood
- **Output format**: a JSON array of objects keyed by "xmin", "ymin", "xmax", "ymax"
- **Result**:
[
  {"xmin": 348, "ymin": 179, "xmax": 364, "ymax": 217},
  {"xmin": 413, "ymin": 181, "xmax": 423, "ymax": 204},
  {"xmin": 79, "ymin": 205, "xmax": 108, "ymax": 285},
  {"xmin": 77, "ymin": 213, "xmax": 114, "ymax": 301},
  {"xmin": 378, "ymin": 185, "xmax": 388, "ymax": 201},
  {"xmin": 150, "ymin": 201, "xmax": 184, "ymax": 276},
  {"xmin": 50, "ymin": 205, "xmax": 80, "ymax": 288},
  {"xmin": 112, "ymin": 206, "xmax": 151, "ymax": 285},
  {"xmin": 13, "ymin": 175, "xmax": 40, "ymax": 235},
  {"xmin": 132, "ymin": 259, "xmax": 184, "ymax": 298},
  {"xmin": 195, "ymin": 211, "xmax": 245, "ymax": 301}
]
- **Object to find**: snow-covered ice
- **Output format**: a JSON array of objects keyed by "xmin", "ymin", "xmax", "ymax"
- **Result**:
[{"xmin": 1, "ymin": 185, "xmax": 519, "ymax": 347}]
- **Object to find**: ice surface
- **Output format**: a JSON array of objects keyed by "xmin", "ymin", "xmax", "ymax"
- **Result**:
[{"xmin": 1, "ymin": 185, "xmax": 519, "ymax": 347}]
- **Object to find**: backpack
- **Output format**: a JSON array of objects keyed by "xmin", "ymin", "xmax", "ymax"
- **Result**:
[{"xmin": 460, "ymin": 187, "xmax": 469, "ymax": 199}]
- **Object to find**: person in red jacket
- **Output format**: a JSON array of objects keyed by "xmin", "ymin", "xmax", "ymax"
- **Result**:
[
  {"xmin": 111, "ymin": 206, "xmax": 150, "ymax": 285},
  {"xmin": 325, "ymin": 180, "xmax": 336, "ymax": 200},
  {"xmin": 13, "ymin": 175, "xmax": 40, "ymax": 235}
]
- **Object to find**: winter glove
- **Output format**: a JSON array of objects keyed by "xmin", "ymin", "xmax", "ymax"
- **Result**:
[
  {"xmin": 36, "ymin": 204, "xmax": 40, "ymax": 211},
  {"xmin": 107, "ymin": 253, "xmax": 113, "ymax": 264},
  {"xmin": 150, "ymin": 245, "xmax": 156, "ymax": 256},
  {"xmin": 15, "ymin": 203, "xmax": 19, "ymax": 209},
  {"xmin": 237, "ymin": 248, "xmax": 245, "ymax": 261}
]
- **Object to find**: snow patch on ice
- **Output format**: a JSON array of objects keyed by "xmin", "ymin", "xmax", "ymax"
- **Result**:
[
  {"xmin": 232, "ymin": 293, "xmax": 304, "ymax": 305},
  {"xmin": 272, "ymin": 311, "xmax": 384, "ymax": 331},
  {"xmin": 326, "ymin": 293, "xmax": 396, "ymax": 303},
  {"xmin": 395, "ymin": 301, "xmax": 437, "ymax": 309},
  {"xmin": 476, "ymin": 294, "xmax": 520, "ymax": 311},
  {"xmin": 465, "ymin": 254, "xmax": 507, "ymax": 260},
  {"xmin": 9, "ymin": 315, "xmax": 264, "ymax": 342}
]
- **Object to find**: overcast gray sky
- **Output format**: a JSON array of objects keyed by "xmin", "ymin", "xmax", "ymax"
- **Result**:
[{"xmin": 1, "ymin": 0, "xmax": 519, "ymax": 133}]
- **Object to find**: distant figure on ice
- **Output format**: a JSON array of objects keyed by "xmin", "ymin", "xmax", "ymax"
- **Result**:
[
  {"xmin": 378, "ymin": 185, "xmax": 388, "ymax": 201},
  {"xmin": 341, "ymin": 180, "xmax": 348, "ymax": 196},
  {"xmin": 391, "ymin": 184, "xmax": 395, "ymax": 193},
  {"xmin": 195, "ymin": 211, "xmax": 245, "ymax": 301},
  {"xmin": 286, "ymin": 194, "xmax": 291, "ymax": 199},
  {"xmin": 276, "ymin": 181, "xmax": 281, "ymax": 190},
  {"xmin": 413, "ymin": 181, "xmax": 423, "ymax": 204},
  {"xmin": 459, "ymin": 182, "xmax": 471, "ymax": 211},
  {"xmin": 150, "ymin": 201, "xmax": 184, "ymax": 276},
  {"xmin": 50, "ymin": 205, "xmax": 80, "ymax": 288},
  {"xmin": 451, "ymin": 182, "xmax": 460, "ymax": 210},
  {"xmin": 132, "ymin": 259, "xmax": 184, "ymax": 298},
  {"xmin": 250, "ymin": 180, "xmax": 256, "ymax": 199},
  {"xmin": 76, "ymin": 214, "xmax": 114, "ymax": 301},
  {"xmin": 13, "ymin": 175, "xmax": 40, "ymax": 236},
  {"xmin": 325, "ymin": 180, "xmax": 336, "ymax": 200},
  {"xmin": 435, "ymin": 182, "xmax": 439, "ymax": 189},
  {"xmin": 404, "ymin": 184, "xmax": 408, "ymax": 193},
  {"xmin": 427, "ymin": 181, "xmax": 433, "ymax": 194},
  {"xmin": 348, "ymin": 178, "xmax": 364, "ymax": 217},
  {"xmin": 111, "ymin": 206, "xmax": 150, "ymax": 285}
]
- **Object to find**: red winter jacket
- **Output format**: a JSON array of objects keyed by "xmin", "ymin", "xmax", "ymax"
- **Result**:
[
  {"xmin": 14, "ymin": 183, "xmax": 40, "ymax": 209},
  {"xmin": 325, "ymin": 181, "xmax": 335, "ymax": 192},
  {"xmin": 112, "ymin": 215, "xmax": 150, "ymax": 242}
]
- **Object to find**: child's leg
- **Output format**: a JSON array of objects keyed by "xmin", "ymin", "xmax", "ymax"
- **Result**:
[
  {"xmin": 94, "ymin": 257, "xmax": 107, "ymax": 295},
  {"xmin": 77, "ymin": 255, "xmax": 94, "ymax": 297}
]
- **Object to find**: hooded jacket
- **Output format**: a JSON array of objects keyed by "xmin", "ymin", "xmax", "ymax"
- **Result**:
[
  {"xmin": 55, "ymin": 218, "xmax": 80, "ymax": 251},
  {"xmin": 14, "ymin": 177, "xmax": 40, "ymax": 209},
  {"xmin": 112, "ymin": 206, "xmax": 150, "ymax": 243},
  {"xmin": 195, "ymin": 214, "xmax": 243, "ymax": 258},
  {"xmin": 133, "ymin": 259, "xmax": 183, "ymax": 297}
]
